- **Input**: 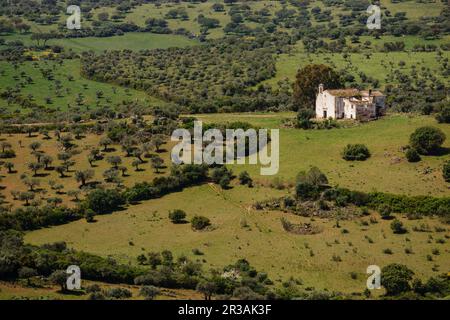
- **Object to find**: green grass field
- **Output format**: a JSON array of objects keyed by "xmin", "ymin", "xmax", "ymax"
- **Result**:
[
  {"xmin": 21, "ymin": 113, "xmax": 450, "ymax": 294},
  {"xmin": 24, "ymin": 182, "xmax": 449, "ymax": 294},
  {"xmin": 381, "ymin": 0, "xmax": 445, "ymax": 20},
  {"xmin": 264, "ymin": 41, "xmax": 450, "ymax": 88},
  {"xmin": 0, "ymin": 32, "xmax": 198, "ymax": 53},
  {"xmin": 1, "ymin": 0, "xmax": 449, "ymax": 300},
  {"xmin": 195, "ymin": 113, "xmax": 450, "ymax": 197},
  {"xmin": 0, "ymin": 58, "xmax": 163, "ymax": 114}
]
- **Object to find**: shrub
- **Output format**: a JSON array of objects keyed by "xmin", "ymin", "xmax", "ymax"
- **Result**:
[
  {"xmin": 410, "ymin": 126, "xmax": 446, "ymax": 155},
  {"xmin": 88, "ymin": 292, "xmax": 105, "ymax": 300},
  {"xmin": 191, "ymin": 216, "xmax": 210, "ymax": 230},
  {"xmin": 391, "ymin": 219, "xmax": 407, "ymax": 234},
  {"xmin": 104, "ymin": 287, "xmax": 132, "ymax": 299},
  {"xmin": 192, "ymin": 248, "xmax": 204, "ymax": 255},
  {"xmin": 381, "ymin": 264, "xmax": 414, "ymax": 296},
  {"xmin": 219, "ymin": 175, "xmax": 231, "ymax": 189},
  {"xmin": 378, "ymin": 204, "xmax": 393, "ymax": 219},
  {"xmin": 295, "ymin": 182, "xmax": 320, "ymax": 200},
  {"xmin": 296, "ymin": 108, "xmax": 316, "ymax": 129},
  {"xmin": 443, "ymin": 161, "xmax": 450, "ymax": 183},
  {"xmin": 86, "ymin": 284, "xmax": 101, "ymax": 293},
  {"xmin": 383, "ymin": 248, "xmax": 393, "ymax": 254},
  {"xmin": 405, "ymin": 148, "xmax": 421, "ymax": 162},
  {"xmin": 342, "ymin": 144, "xmax": 371, "ymax": 161},
  {"xmin": 85, "ymin": 209, "xmax": 95, "ymax": 223},
  {"xmin": 18, "ymin": 267, "xmax": 38, "ymax": 280},
  {"xmin": 296, "ymin": 167, "xmax": 328, "ymax": 186},
  {"xmin": 211, "ymin": 167, "xmax": 232, "ymax": 185},
  {"xmin": 431, "ymin": 248, "xmax": 440, "ymax": 255},
  {"xmin": 168, "ymin": 209, "xmax": 187, "ymax": 224},
  {"xmin": 435, "ymin": 106, "xmax": 450, "ymax": 123},
  {"xmin": 140, "ymin": 285, "xmax": 160, "ymax": 300},
  {"xmin": 85, "ymin": 189, "xmax": 125, "ymax": 214},
  {"xmin": 238, "ymin": 171, "xmax": 253, "ymax": 186}
]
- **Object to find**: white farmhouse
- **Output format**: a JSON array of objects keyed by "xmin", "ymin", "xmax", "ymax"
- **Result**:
[{"xmin": 315, "ymin": 84, "xmax": 386, "ymax": 121}]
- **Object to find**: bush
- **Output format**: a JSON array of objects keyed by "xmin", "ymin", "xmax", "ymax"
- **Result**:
[
  {"xmin": 104, "ymin": 287, "xmax": 132, "ymax": 299},
  {"xmin": 405, "ymin": 148, "xmax": 421, "ymax": 162},
  {"xmin": 140, "ymin": 285, "xmax": 160, "ymax": 300},
  {"xmin": 381, "ymin": 264, "xmax": 414, "ymax": 296},
  {"xmin": 379, "ymin": 204, "xmax": 393, "ymax": 220},
  {"xmin": 410, "ymin": 126, "xmax": 446, "ymax": 155},
  {"xmin": 219, "ymin": 175, "xmax": 231, "ymax": 189},
  {"xmin": 88, "ymin": 292, "xmax": 105, "ymax": 300},
  {"xmin": 238, "ymin": 171, "xmax": 253, "ymax": 186},
  {"xmin": 85, "ymin": 189, "xmax": 125, "ymax": 214},
  {"xmin": 391, "ymin": 219, "xmax": 407, "ymax": 234},
  {"xmin": 296, "ymin": 108, "xmax": 316, "ymax": 129},
  {"xmin": 435, "ymin": 106, "xmax": 450, "ymax": 123},
  {"xmin": 168, "ymin": 209, "xmax": 187, "ymax": 224},
  {"xmin": 295, "ymin": 182, "xmax": 320, "ymax": 201},
  {"xmin": 443, "ymin": 161, "xmax": 450, "ymax": 183},
  {"xmin": 342, "ymin": 144, "xmax": 371, "ymax": 161},
  {"xmin": 296, "ymin": 167, "xmax": 328, "ymax": 186},
  {"xmin": 191, "ymin": 216, "xmax": 211, "ymax": 230},
  {"xmin": 86, "ymin": 284, "xmax": 101, "ymax": 293}
]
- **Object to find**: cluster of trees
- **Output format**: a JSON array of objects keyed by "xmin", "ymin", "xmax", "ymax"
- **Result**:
[
  {"xmin": 2, "ymin": 229, "xmax": 448, "ymax": 300},
  {"xmin": 381, "ymin": 263, "xmax": 449, "ymax": 298},
  {"xmin": 0, "ymin": 230, "xmax": 278, "ymax": 300},
  {"xmin": 404, "ymin": 126, "xmax": 449, "ymax": 183},
  {"xmin": 168, "ymin": 209, "xmax": 210, "ymax": 230},
  {"xmin": 0, "ymin": 161, "xmax": 211, "ymax": 232},
  {"xmin": 290, "ymin": 166, "xmax": 450, "ymax": 216},
  {"xmin": 81, "ymin": 34, "xmax": 294, "ymax": 113},
  {"xmin": 0, "ymin": 115, "xmax": 260, "ymax": 231}
]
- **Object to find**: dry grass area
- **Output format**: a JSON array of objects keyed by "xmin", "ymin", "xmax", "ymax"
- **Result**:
[
  {"xmin": 0, "ymin": 131, "xmax": 175, "ymax": 207},
  {"xmin": 0, "ymin": 280, "xmax": 201, "ymax": 300}
]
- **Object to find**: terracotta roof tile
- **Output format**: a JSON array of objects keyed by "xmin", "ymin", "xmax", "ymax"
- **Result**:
[
  {"xmin": 325, "ymin": 89, "xmax": 360, "ymax": 97},
  {"xmin": 325, "ymin": 89, "xmax": 384, "ymax": 97}
]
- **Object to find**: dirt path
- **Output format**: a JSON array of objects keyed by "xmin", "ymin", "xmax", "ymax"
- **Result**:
[{"xmin": 207, "ymin": 183, "xmax": 252, "ymax": 214}]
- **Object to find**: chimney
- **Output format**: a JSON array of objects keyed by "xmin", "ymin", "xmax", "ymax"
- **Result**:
[{"xmin": 319, "ymin": 84, "xmax": 324, "ymax": 94}]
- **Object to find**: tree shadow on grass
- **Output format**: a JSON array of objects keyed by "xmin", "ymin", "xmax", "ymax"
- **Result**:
[
  {"xmin": 34, "ymin": 173, "xmax": 50, "ymax": 178},
  {"xmin": 57, "ymin": 289, "xmax": 85, "ymax": 296},
  {"xmin": 81, "ymin": 181, "xmax": 102, "ymax": 189},
  {"xmin": 432, "ymin": 147, "xmax": 450, "ymax": 157}
]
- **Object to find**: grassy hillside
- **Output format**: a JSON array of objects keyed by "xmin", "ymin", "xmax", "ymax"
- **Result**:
[
  {"xmin": 263, "ymin": 38, "xmax": 450, "ymax": 88},
  {"xmin": 0, "ymin": 58, "xmax": 164, "ymax": 115},
  {"xmin": 195, "ymin": 113, "xmax": 450, "ymax": 197},
  {"xmin": 25, "ymin": 182, "xmax": 449, "ymax": 294},
  {"xmin": 0, "ymin": 32, "xmax": 199, "ymax": 53},
  {"xmin": 0, "ymin": 280, "xmax": 200, "ymax": 300}
]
